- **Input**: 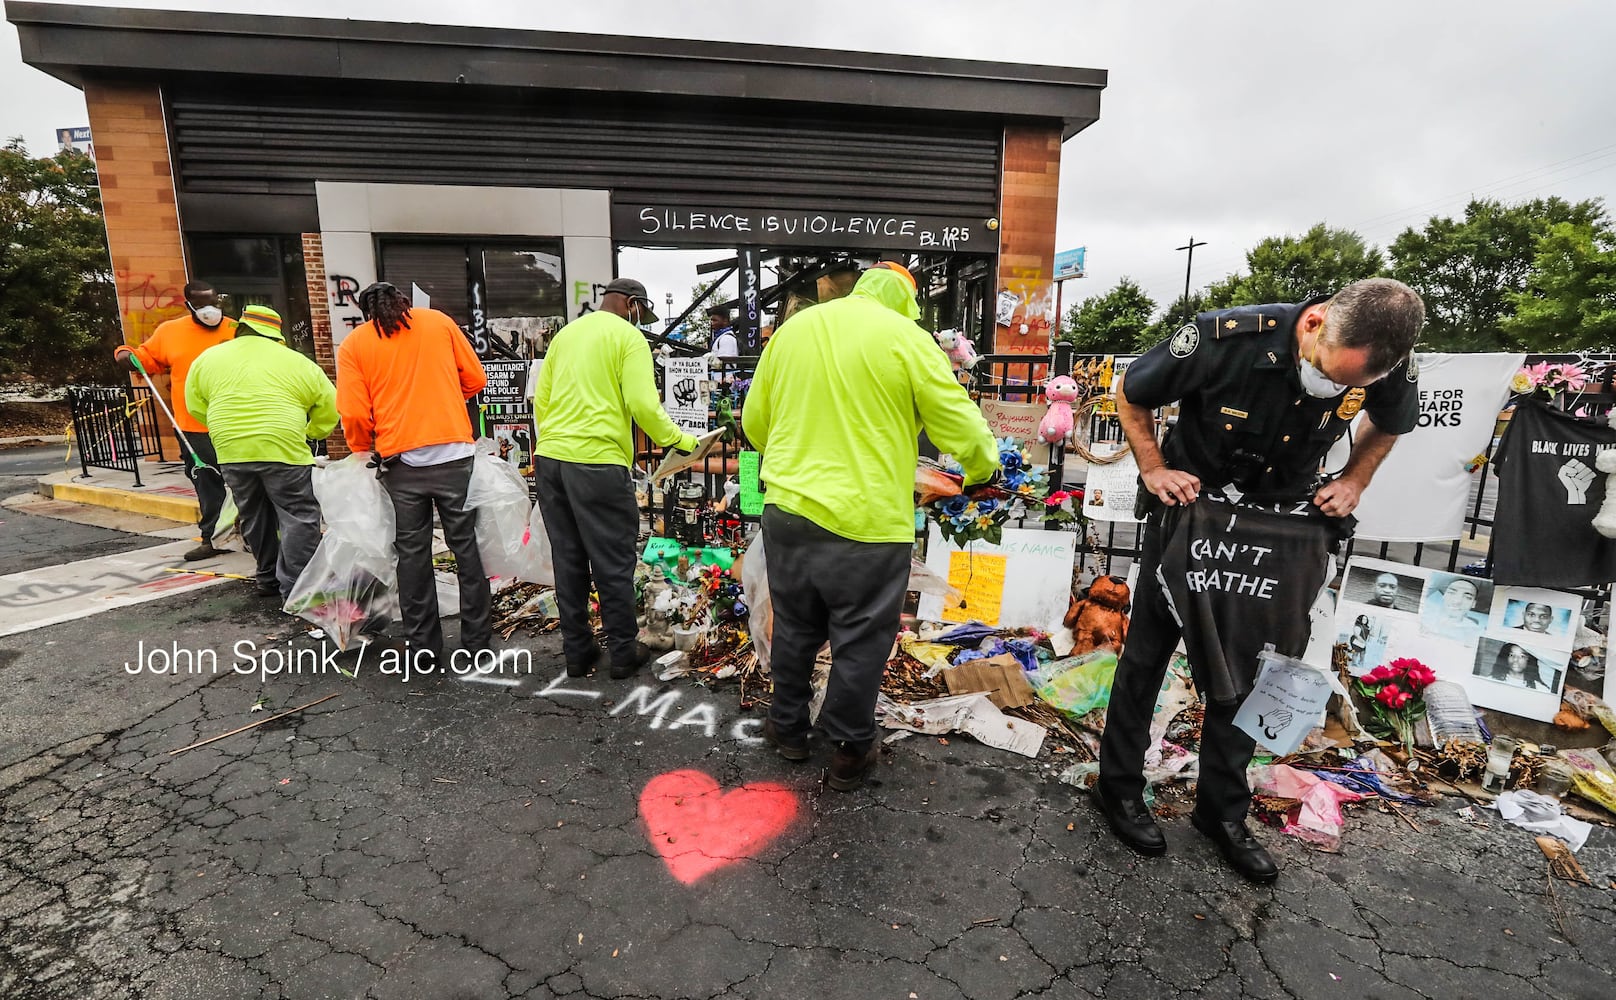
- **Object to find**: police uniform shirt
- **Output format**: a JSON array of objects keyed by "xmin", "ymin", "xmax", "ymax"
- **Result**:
[
  {"xmin": 1122, "ymin": 298, "xmax": 1420, "ymax": 495},
  {"xmin": 1490, "ymin": 399, "xmax": 1616, "ymax": 588}
]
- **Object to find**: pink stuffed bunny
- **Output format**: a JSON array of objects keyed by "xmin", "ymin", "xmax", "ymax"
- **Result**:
[
  {"xmin": 934, "ymin": 328, "xmax": 980, "ymax": 371},
  {"xmin": 1038, "ymin": 374, "xmax": 1082, "ymax": 444}
]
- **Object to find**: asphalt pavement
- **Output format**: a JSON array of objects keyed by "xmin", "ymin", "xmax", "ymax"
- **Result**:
[{"xmin": 0, "ymin": 477, "xmax": 1613, "ymax": 1000}]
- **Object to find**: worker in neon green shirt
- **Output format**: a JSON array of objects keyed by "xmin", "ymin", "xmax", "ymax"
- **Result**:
[
  {"xmin": 185, "ymin": 305, "xmax": 338, "ymax": 600},
  {"xmin": 533, "ymin": 278, "xmax": 700, "ymax": 680},
  {"xmin": 743, "ymin": 262, "xmax": 998, "ymax": 790}
]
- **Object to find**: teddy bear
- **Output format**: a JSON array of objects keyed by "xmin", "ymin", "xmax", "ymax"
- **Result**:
[
  {"xmin": 933, "ymin": 328, "xmax": 980, "ymax": 370},
  {"xmin": 1063, "ymin": 575, "xmax": 1131, "ymax": 657},
  {"xmin": 1039, "ymin": 374, "xmax": 1082, "ymax": 444},
  {"xmin": 1592, "ymin": 408, "xmax": 1616, "ymax": 538}
]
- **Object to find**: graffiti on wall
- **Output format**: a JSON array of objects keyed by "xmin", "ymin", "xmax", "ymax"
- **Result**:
[
  {"xmin": 997, "ymin": 266, "xmax": 1056, "ymax": 356},
  {"xmin": 116, "ymin": 270, "xmax": 185, "ymax": 346}
]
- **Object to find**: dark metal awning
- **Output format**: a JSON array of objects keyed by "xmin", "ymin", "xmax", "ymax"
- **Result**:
[{"xmin": 7, "ymin": 2, "xmax": 1106, "ymax": 138}]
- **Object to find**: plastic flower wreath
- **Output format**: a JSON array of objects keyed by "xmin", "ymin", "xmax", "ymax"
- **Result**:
[
  {"xmin": 1352, "ymin": 657, "xmax": 1436, "ymax": 755},
  {"xmin": 927, "ymin": 438, "xmax": 1051, "ymax": 547}
]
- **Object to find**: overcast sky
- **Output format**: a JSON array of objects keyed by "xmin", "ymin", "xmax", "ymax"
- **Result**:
[{"xmin": 4, "ymin": 0, "xmax": 1615, "ymax": 319}]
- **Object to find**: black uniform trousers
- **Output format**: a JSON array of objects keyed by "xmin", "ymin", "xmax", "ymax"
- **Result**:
[
  {"xmin": 220, "ymin": 462, "xmax": 322, "ymax": 600},
  {"xmin": 763, "ymin": 507, "xmax": 911, "ymax": 748},
  {"xmin": 180, "ymin": 431, "xmax": 227, "ymax": 544},
  {"xmin": 535, "ymin": 457, "xmax": 641, "ymax": 668},
  {"xmin": 381, "ymin": 457, "xmax": 493, "ymax": 660},
  {"xmin": 1097, "ymin": 511, "xmax": 1258, "ymax": 824}
]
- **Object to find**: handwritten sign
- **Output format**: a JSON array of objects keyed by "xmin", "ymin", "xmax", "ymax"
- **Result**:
[
  {"xmin": 918, "ymin": 528, "xmax": 1076, "ymax": 630},
  {"xmin": 738, "ymin": 451, "xmax": 765, "ymax": 515},
  {"xmin": 612, "ymin": 204, "xmax": 987, "ymax": 252},
  {"xmin": 1083, "ymin": 445, "xmax": 1141, "ymax": 523},
  {"xmin": 941, "ymin": 552, "xmax": 1007, "ymax": 625},
  {"xmin": 980, "ymin": 400, "xmax": 1053, "ymax": 466},
  {"xmin": 1233, "ymin": 649, "xmax": 1334, "ymax": 755}
]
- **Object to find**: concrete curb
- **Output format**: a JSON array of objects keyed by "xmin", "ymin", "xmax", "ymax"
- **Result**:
[
  {"xmin": 47, "ymin": 481, "xmax": 198, "ymax": 523},
  {"xmin": 0, "ymin": 435, "xmax": 70, "ymax": 449}
]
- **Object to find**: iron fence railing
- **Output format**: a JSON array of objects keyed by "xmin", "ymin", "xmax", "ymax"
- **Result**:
[{"xmin": 66, "ymin": 384, "xmax": 167, "ymax": 485}]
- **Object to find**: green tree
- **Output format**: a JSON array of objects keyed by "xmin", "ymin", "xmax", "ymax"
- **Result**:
[
  {"xmin": 1389, "ymin": 196, "xmax": 1607, "ymax": 351},
  {"xmin": 0, "ymin": 139, "xmax": 119, "ymax": 382},
  {"xmin": 1206, "ymin": 224, "xmax": 1385, "ymax": 309},
  {"xmin": 1500, "ymin": 220, "xmax": 1616, "ymax": 351},
  {"xmin": 1139, "ymin": 291, "xmax": 1209, "ymax": 352},
  {"xmin": 1058, "ymin": 277, "xmax": 1157, "ymax": 354}
]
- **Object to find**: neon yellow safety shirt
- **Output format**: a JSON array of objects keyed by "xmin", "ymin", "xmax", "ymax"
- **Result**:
[
  {"xmin": 185, "ymin": 335, "xmax": 338, "ymax": 466},
  {"xmin": 533, "ymin": 310, "xmax": 699, "ymax": 467},
  {"xmin": 743, "ymin": 268, "xmax": 999, "ymax": 543}
]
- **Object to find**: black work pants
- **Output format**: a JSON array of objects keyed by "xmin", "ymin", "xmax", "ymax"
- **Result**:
[
  {"xmin": 1097, "ymin": 513, "xmax": 1258, "ymax": 823},
  {"xmin": 180, "ymin": 431, "xmax": 227, "ymax": 544},
  {"xmin": 763, "ymin": 507, "xmax": 911, "ymax": 749},
  {"xmin": 381, "ymin": 457, "xmax": 493, "ymax": 659},
  {"xmin": 220, "ymin": 462, "xmax": 322, "ymax": 600},
  {"xmin": 535, "ymin": 457, "xmax": 641, "ymax": 668}
]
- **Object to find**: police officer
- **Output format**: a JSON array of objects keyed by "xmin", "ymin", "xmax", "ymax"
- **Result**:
[{"xmin": 1095, "ymin": 277, "xmax": 1424, "ymax": 883}]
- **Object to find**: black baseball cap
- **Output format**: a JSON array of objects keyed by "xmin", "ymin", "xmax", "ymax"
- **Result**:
[{"xmin": 602, "ymin": 278, "xmax": 658, "ymax": 324}]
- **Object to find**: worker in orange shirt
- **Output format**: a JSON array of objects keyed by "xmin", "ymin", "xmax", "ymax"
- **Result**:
[
  {"xmin": 113, "ymin": 280, "xmax": 236, "ymax": 561},
  {"xmin": 336, "ymin": 282, "xmax": 493, "ymax": 670}
]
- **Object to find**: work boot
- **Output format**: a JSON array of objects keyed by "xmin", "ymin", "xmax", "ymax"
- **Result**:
[
  {"xmin": 827, "ymin": 740, "xmax": 879, "ymax": 791},
  {"xmin": 1092, "ymin": 784, "xmax": 1167, "ymax": 857},
  {"xmin": 608, "ymin": 641, "xmax": 653, "ymax": 680},
  {"xmin": 254, "ymin": 580, "xmax": 279, "ymax": 597},
  {"xmin": 762, "ymin": 719, "xmax": 810, "ymax": 762},
  {"xmin": 566, "ymin": 645, "xmax": 601, "ymax": 678},
  {"xmin": 1191, "ymin": 811, "xmax": 1279, "ymax": 884},
  {"xmin": 184, "ymin": 540, "xmax": 222, "ymax": 562}
]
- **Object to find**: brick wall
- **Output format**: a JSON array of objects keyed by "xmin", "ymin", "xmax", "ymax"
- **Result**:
[
  {"xmin": 995, "ymin": 126, "xmax": 1063, "ymax": 356},
  {"xmin": 302, "ymin": 232, "xmax": 350, "ymax": 459},
  {"xmin": 85, "ymin": 81, "xmax": 188, "ymax": 458}
]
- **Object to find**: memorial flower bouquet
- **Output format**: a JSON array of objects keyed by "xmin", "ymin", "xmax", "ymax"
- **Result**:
[
  {"xmin": 1352, "ymin": 656, "xmax": 1438, "ymax": 755},
  {"xmin": 927, "ymin": 438, "xmax": 1051, "ymax": 547},
  {"xmin": 1512, "ymin": 361, "xmax": 1591, "ymax": 399}
]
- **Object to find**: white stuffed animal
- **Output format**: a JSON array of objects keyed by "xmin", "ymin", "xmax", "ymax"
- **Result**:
[
  {"xmin": 1593, "ymin": 408, "xmax": 1616, "ymax": 538},
  {"xmin": 934, "ymin": 328, "xmax": 980, "ymax": 370}
]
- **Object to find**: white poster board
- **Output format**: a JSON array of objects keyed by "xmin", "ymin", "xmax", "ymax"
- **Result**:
[
  {"xmin": 1082, "ymin": 445, "xmax": 1142, "ymax": 523},
  {"xmin": 1334, "ymin": 556, "xmax": 1577, "ymax": 723},
  {"xmin": 661, "ymin": 356, "xmax": 710, "ymax": 434},
  {"xmin": 916, "ymin": 526, "xmax": 1075, "ymax": 629}
]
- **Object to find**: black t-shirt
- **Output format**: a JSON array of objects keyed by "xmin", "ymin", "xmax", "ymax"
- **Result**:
[
  {"xmin": 1123, "ymin": 299, "xmax": 1419, "ymax": 494},
  {"xmin": 1491, "ymin": 400, "xmax": 1616, "ymax": 588},
  {"xmin": 1158, "ymin": 494, "xmax": 1336, "ymax": 704}
]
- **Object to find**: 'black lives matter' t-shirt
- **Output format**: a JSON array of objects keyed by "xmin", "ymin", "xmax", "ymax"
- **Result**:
[
  {"xmin": 1157, "ymin": 494, "xmax": 1336, "ymax": 705},
  {"xmin": 1491, "ymin": 400, "xmax": 1616, "ymax": 588}
]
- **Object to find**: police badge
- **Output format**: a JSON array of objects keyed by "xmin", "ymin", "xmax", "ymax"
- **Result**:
[
  {"xmin": 1168, "ymin": 323, "xmax": 1199, "ymax": 358},
  {"xmin": 1337, "ymin": 387, "xmax": 1367, "ymax": 420}
]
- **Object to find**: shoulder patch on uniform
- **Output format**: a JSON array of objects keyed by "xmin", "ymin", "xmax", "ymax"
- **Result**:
[
  {"xmin": 1168, "ymin": 323, "xmax": 1200, "ymax": 358},
  {"xmin": 1209, "ymin": 312, "xmax": 1267, "ymax": 340},
  {"xmin": 1405, "ymin": 354, "xmax": 1419, "ymax": 382}
]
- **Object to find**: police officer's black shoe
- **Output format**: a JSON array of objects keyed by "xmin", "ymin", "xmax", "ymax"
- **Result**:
[
  {"xmin": 1091, "ymin": 784, "xmax": 1167, "ymax": 857},
  {"xmin": 1191, "ymin": 811, "xmax": 1279, "ymax": 884},
  {"xmin": 762, "ymin": 719, "xmax": 810, "ymax": 762},
  {"xmin": 565, "ymin": 646, "xmax": 601, "ymax": 678},
  {"xmin": 608, "ymin": 641, "xmax": 653, "ymax": 680}
]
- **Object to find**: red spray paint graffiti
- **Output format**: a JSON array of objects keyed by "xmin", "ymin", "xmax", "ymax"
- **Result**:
[{"xmin": 639, "ymin": 769, "xmax": 799, "ymax": 884}]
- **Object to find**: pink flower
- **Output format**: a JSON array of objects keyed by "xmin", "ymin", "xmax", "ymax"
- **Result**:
[
  {"xmin": 1361, "ymin": 665, "xmax": 1393, "ymax": 685},
  {"xmin": 1046, "ymin": 491, "xmax": 1072, "ymax": 507},
  {"xmin": 1524, "ymin": 362, "xmax": 1554, "ymax": 386},
  {"xmin": 1550, "ymin": 363, "xmax": 1589, "ymax": 391}
]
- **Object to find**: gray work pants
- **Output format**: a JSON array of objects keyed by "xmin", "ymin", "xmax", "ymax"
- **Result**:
[
  {"xmin": 381, "ymin": 457, "xmax": 493, "ymax": 659},
  {"xmin": 220, "ymin": 462, "xmax": 322, "ymax": 600},
  {"xmin": 762, "ymin": 507, "xmax": 910, "ymax": 748},
  {"xmin": 535, "ymin": 457, "xmax": 641, "ymax": 668}
]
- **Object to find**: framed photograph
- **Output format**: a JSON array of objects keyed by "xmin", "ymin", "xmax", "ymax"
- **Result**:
[{"xmin": 1471, "ymin": 636, "xmax": 1565, "ymax": 695}]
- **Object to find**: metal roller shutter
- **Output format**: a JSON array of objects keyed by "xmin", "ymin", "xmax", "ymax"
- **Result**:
[{"xmin": 167, "ymin": 90, "xmax": 1001, "ymax": 219}]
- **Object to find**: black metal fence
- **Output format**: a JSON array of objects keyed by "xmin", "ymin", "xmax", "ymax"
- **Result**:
[{"xmin": 66, "ymin": 385, "xmax": 167, "ymax": 485}]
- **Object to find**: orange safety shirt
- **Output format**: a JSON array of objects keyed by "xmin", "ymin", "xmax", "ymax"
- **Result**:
[
  {"xmin": 336, "ymin": 307, "xmax": 487, "ymax": 457},
  {"xmin": 128, "ymin": 315, "xmax": 237, "ymax": 433}
]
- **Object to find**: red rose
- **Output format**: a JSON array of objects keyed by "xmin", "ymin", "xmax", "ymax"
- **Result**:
[
  {"xmin": 1361, "ymin": 665, "xmax": 1392, "ymax": 685},
  {"xmin": 1375, "ymin": 683, "xmax": 1404, "ymax": 708}
]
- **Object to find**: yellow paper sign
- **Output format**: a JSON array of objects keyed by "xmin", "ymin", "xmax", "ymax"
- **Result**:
[{"xmin": 942, "ymin": 551, "xmax": 1008, "ymax": 625}]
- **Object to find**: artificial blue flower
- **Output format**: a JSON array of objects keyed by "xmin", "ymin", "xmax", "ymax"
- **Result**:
[
  {"xmin": 975, "ymin": 498, "xmax": 999, "ymax": 514},
  {"xmin": 941, "ymin": 495, "xmax": 969, "ymax": 516}
]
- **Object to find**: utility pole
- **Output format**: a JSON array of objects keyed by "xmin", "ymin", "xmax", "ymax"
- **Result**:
[{"xmin": 1175, "ymin": 236, "xmax": 1208, "ymax": 321}]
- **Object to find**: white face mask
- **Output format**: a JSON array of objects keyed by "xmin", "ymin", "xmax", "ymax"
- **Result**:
[
  {"xmin": 1298, "ymin": 330, "xmax": 1349, "ymax": 398},
  {"xmin": 192, "ymin": 305, "xmax": 223, "ymax": 328}
]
